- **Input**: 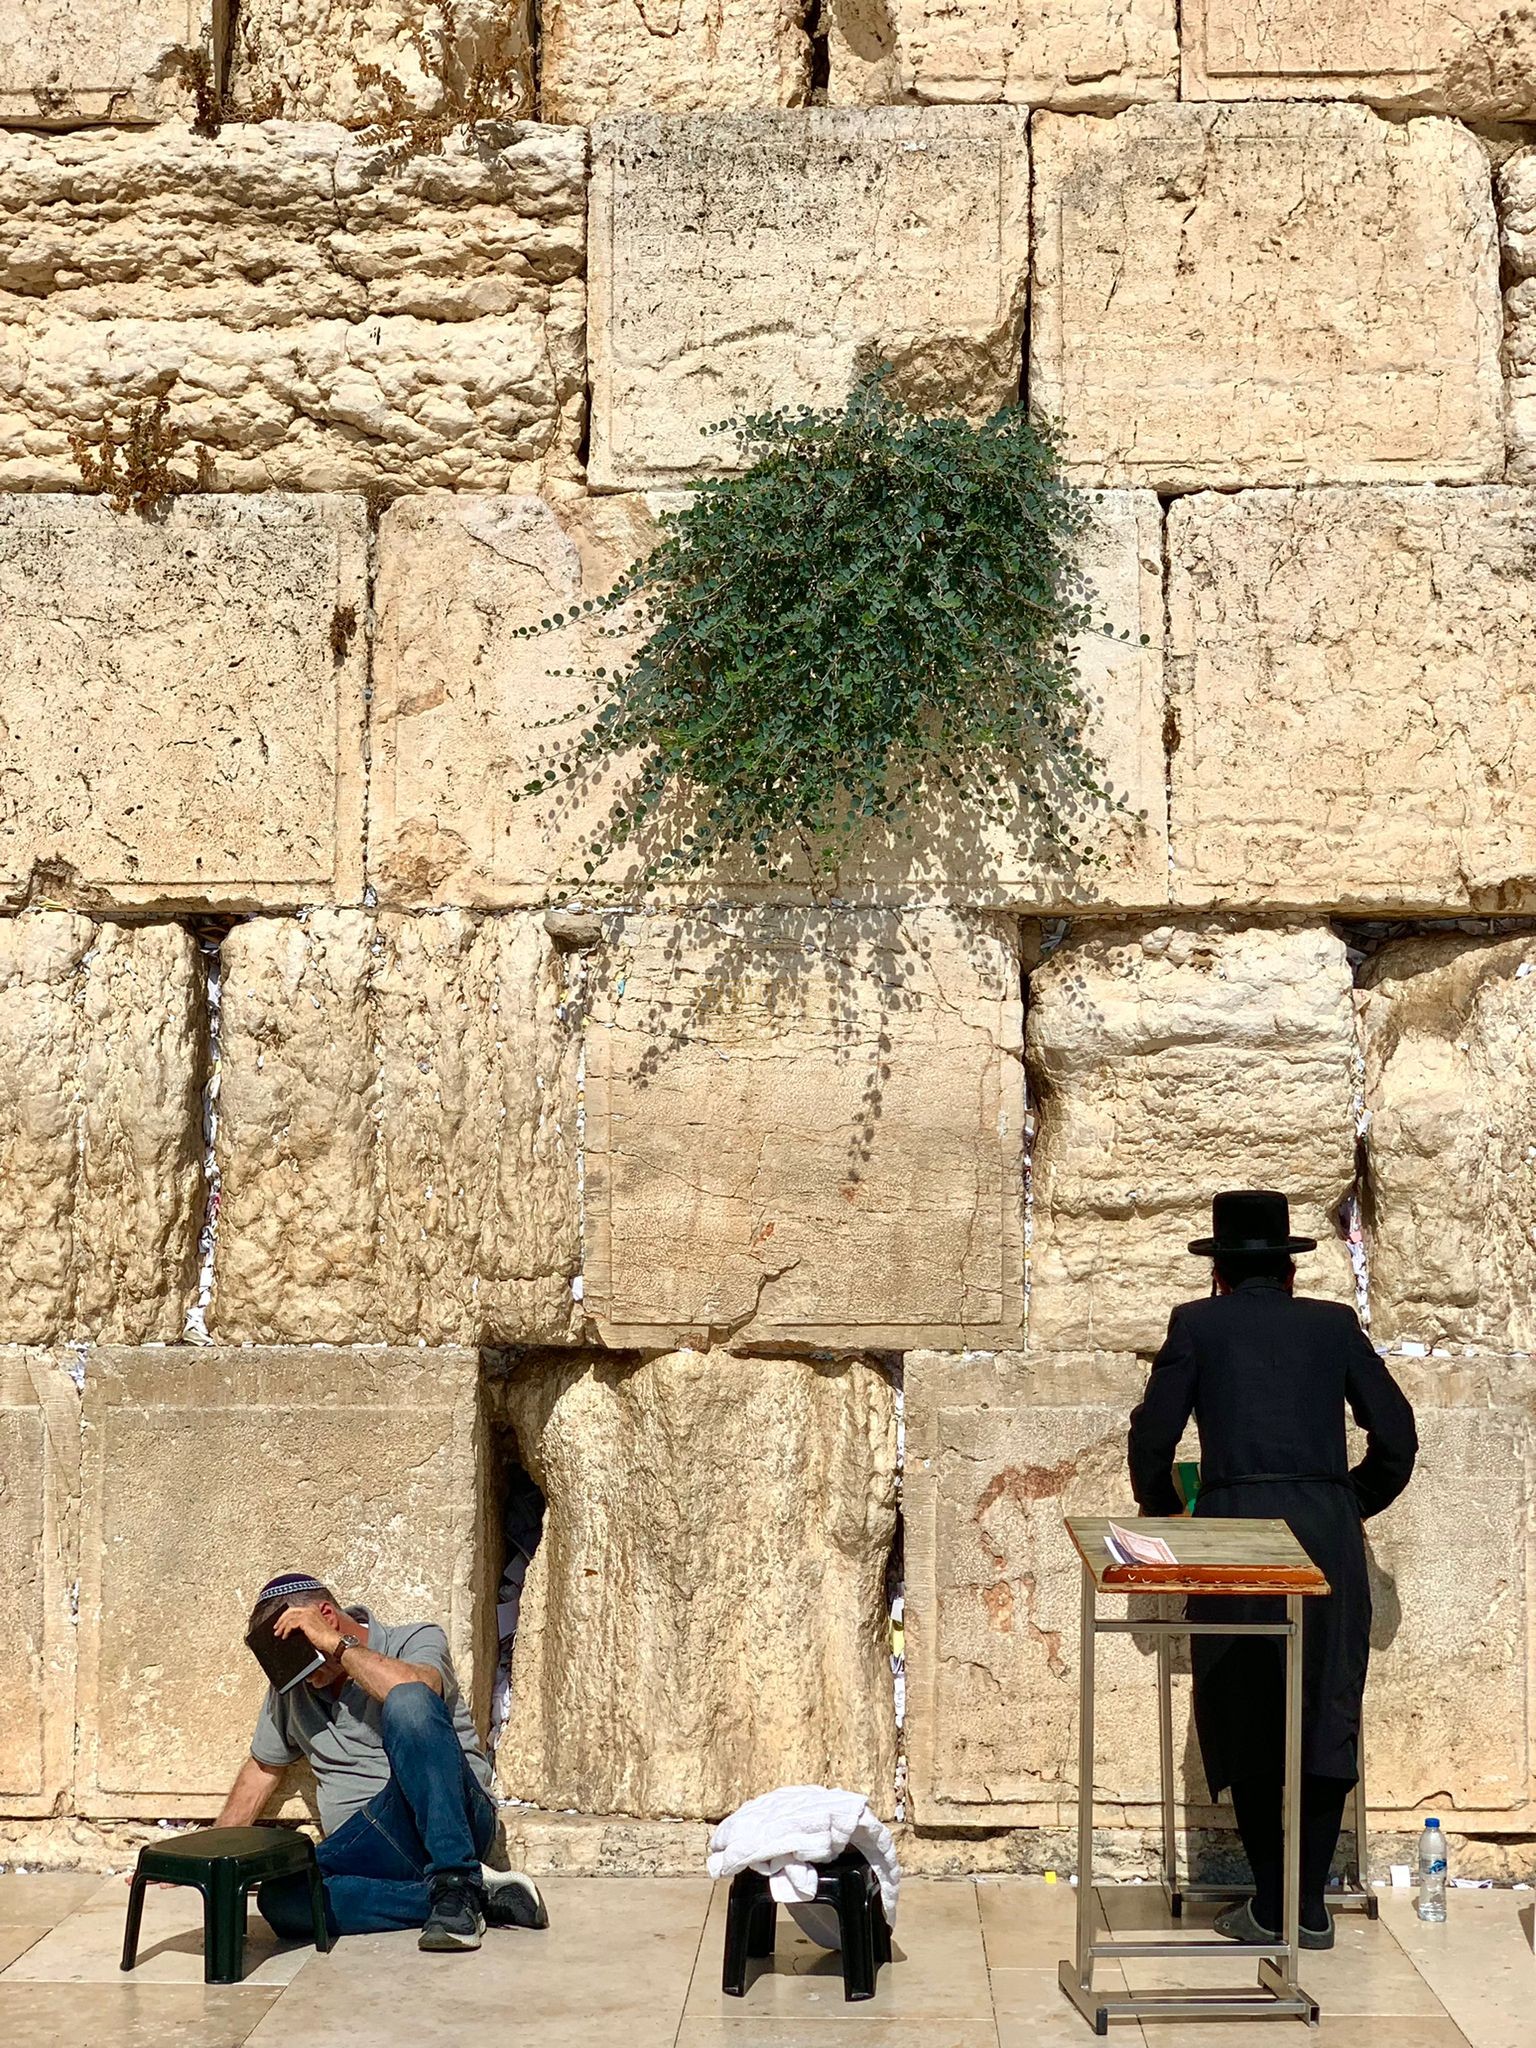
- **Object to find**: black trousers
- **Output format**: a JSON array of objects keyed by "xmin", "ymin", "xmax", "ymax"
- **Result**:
[{"xmin": 1229, "ymin": 1772, "xmax": 1352, "ymax": 1934}]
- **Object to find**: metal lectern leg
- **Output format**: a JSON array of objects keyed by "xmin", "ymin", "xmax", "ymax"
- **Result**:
[
  {"xmin": 1351, "ymin": 1761, "xmax": 1377, "ymax": 1915},
  {"xmin": 1281, "ymin": 1595, "xmax": 1303, "ymax": 1987},
  {"xmin": 1074, "ymin": 1558, "xmax": 1097, "ymax": 1989},
  {"xmin": 1257, "ymin": 1595, "xmax": 1311, "ymax": 2015},
  {"xmin": 1157, "ymin": 1626, "xmax": 1179, "ymax": 1916}
]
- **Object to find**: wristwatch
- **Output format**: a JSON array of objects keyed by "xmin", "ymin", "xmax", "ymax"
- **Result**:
[{"xmin": 333, "ymin": 1631, "xmax": 361, "ymax": 1661}]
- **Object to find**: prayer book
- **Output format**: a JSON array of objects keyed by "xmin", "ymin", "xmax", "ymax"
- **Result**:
[
  {"xmin": 1104, "ymin": 1522, "xmax": 1178, "ymax": 1568},
  {"xmin": 244, "ymin": 1609, "xmax": 328, "ymax": 1694}
]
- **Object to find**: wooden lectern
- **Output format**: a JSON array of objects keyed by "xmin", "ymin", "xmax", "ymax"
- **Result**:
[{"xmin": 1058, "ymin": 1516, "xmax": 1330, "ymax": 2034}]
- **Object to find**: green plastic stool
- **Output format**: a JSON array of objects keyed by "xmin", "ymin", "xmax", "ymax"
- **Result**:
[{"xmin": 120, "ymin": 1826, "xmax": 331, "ymax": 1985}]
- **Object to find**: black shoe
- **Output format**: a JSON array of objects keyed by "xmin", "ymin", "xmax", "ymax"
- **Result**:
[
  {"xmin": 1214, "ymin": 1899, "xmax": 1278, "ymax": 1945},
  {"xmin": 419, "ymin": 1877, "xmax": 486, "ymax": 1952},
  {"xmin": 481, "ymin": 1865, "xmax": 549, "ymax": 1930},
  {"xmin": 1214, "ymin": 1899, "xmax": 1334, "ymax": 1951}
]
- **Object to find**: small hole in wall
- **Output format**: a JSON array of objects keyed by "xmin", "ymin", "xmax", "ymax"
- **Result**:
[
  {"xmin": 808, "ymin": 0, "xmax": 830, "ymax": 97},
  {"xmin": 885, "ymin": 1354, "xmax": 906, "ymax": 1818},
  {"xmin": 483, "ymin": 1414, "xmax": 547, "ymax": 1763}
]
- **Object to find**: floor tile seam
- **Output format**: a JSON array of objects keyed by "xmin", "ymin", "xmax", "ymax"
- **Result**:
[
  {"xmin": 970, "ymin": 1881, "xmax": 1006, "ymax": 2048},
  {"xmin": 1359, "ymin": 1912, "xmax": 1463, "ymax": 2027},
  {"xmin": 1350, "ymin": 1927, "xmax": 1473, "ymax": 2044},
  {"xmin": 674, "ymin": 1877, "xmax": 718, "ymax": 2048},
  {"xmin": 0, "ymin": 1925, "xmax": 53, "ymax": 1978}
]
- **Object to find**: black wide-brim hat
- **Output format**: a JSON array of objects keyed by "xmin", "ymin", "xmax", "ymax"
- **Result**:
[{"xmin": 1188, "ymin": 1189, "xmax": 1317, "ymax": 1257}]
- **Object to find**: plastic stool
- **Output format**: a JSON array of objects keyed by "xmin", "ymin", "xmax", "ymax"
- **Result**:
[
  {"xmin": 120, "ymin": 1826, "xmax": 331, "ymax": 1985},
  {"xmin": 722, "ymin": 1848, "xmax": 892, "ymax": 2003}
]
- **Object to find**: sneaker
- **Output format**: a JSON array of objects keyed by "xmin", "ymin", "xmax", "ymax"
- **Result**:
[
  {"xmin": 419, "ymin": 1877, "xmax": 486, "ymax": 1952},
  {"xmin": 1213, "ymin": 1899, "xmax": 1335, "ymax": 1951},
  {"xmin": 481, "ymin": 1865, "xmax": 549, "ymax": 1931}
]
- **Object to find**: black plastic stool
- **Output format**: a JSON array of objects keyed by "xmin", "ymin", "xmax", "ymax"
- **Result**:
[
  {"xmin": 722, "ymin": 1848, "xmax": 892, "ymax": 2002},
  {"xmin": 120, "ymin": 1825, "xmax": 331, "ymax": 1984}
]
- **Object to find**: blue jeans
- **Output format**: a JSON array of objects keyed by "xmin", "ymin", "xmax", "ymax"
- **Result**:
[{"xmin": 258, "ymin": 1683, "xmax": 497, "ymax": 1938}]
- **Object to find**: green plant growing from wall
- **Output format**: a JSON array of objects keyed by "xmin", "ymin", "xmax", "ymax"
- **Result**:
[{"xmin": 516, "ymin": 374, "xmax": 1143, "ymax": 884}]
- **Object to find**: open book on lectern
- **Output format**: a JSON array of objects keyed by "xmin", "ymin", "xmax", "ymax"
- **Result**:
[{"xmin": 1104, "ymin": 1523, "xmax": 1179, "ymax": 1568}]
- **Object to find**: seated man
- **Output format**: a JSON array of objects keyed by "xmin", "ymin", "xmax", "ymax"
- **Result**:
[{"xmin": 216, "ymin": 1570, "xmax": 546, "ymax": 1953}]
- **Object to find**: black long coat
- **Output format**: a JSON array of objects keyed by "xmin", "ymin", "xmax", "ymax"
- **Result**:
[{"xmin": 1128, "ymin": 1277, "xmax": 1418, "ymax": 1790}]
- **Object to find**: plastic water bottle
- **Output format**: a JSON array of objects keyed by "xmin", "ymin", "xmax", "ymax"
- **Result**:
[{"xmin": 1417, "ymin": 1817, "xmax": 1447, "ymax": 1922}]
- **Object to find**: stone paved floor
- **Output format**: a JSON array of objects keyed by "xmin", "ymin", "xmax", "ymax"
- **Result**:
[{"xmin": 0, "ymin": 1869, "xmax": 1529, "ymax": 2047}]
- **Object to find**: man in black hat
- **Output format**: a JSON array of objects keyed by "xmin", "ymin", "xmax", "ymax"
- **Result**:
[{"xmin": 1128, "ymin": 1191, "xmax": 1418, "ymax": 1949}]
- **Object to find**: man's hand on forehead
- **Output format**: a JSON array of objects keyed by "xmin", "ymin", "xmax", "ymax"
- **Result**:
[{"xmin": 273, "ymin": 1604, "xmax": 346, "ymax": 1658}]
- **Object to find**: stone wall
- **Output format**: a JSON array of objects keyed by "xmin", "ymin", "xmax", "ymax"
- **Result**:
[{"xmin": 0, "ymin": 0, "xmax": 1533, "ymax": 1878}]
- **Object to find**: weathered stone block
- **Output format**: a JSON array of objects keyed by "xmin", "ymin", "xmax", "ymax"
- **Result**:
[
  {"xmin": 1167, "ymin": 488, "xmax": 1536, "ymax": 914},
  {"xmin": 904, "ymin": 1350, "xmax": 1199, "ymax": 1826},
  {"xmin": 0, "ymin": 497, "xmax": 366, "ymax": 911},
  {"xmin": 585, "ymin": 909, "xmax": 1025, "ymax": 1348},
  {"xmin": 0, "ymin": 122, "xmax": 585, "ymax": 493},
  {"xmin": 1182, "ymin": 0, "xmax": 1536, "ymax": 117},
  {"xmin": 0, "ymin": 1352, "xmax": 78, "ymax": 1817},
  {"xmin": 0, "ymin": 2, "xmax": 210, "ymax": 126},
  {"xmin": 589, "ymin": 108, "xmax": 1029, "ymax": 491},
  {"xmin": 841, "ymin": 490, "xmax": 1168, "ymax": 909},
  {"xmin": 0, "ymin": 915, "xmax": 201, "ymax": 1346},
  {"xmin": 371, "ymin": 489, "xmax": 1167, "ymax": 910},
  {"xmin": 541, "ymin": 0, "xmax": 808, "ymax": 122},
  {"xmin": 1358, "ymin": 1358, "xmax": 1535, "ymax": 1827},
  {"xmin": 371, "ymin": 490, "xmax": 660, "ymax": 906},
  {"xmin": 827, "ymin": 0, "xmax": 1176, "ymax": 111},
  {"xmin": 211, "ymin": 910, "xmax": 579, "ymax": 1345},
  {"xmin": 228, "ymin": 0, "xmax": 533, "ymax": 125},
  {"xmin": 1031, "ymin": 106, "xmax": 1503, "ymax": 490},
  {"xmin": 1501, "ymin": 150, "xmax": 1536, "ymax": 485},
  {"xmin": 1359, "ymin": 936, "xmax": 1536, "ymax": 1355},
  {"xmin": 495, "ymin": 1349, "xmax": 898, "ymax": 1819},
  {"xmin": 1027, "ymin": 922, "xmax": 1357, "ymax": 1355},
  {"xmin": 75, "ymin": 1346, "xmax": 479, "ymax": 1815}
]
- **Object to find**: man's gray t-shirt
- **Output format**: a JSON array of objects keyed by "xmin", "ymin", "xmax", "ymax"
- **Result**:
[{"xmin": 249, "ymin": 1608, "xmax": 493, "ymax": 1837}]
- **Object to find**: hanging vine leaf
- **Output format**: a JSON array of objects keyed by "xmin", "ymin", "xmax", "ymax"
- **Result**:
[{"xmin": 514, "ymin": 372, "xmax": 1138, "ymax": 883}]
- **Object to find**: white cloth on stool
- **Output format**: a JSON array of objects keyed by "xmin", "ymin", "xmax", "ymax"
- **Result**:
[{"xmin": 706, "ymin": 1785, "xmax": 900, "ymax": 1926}]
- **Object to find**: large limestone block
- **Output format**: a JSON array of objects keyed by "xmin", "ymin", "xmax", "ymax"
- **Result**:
[
  {"xmin": 585, "ymin": 908, "xmax": 1025, "ymax": 1348},
  {"xmin": 1182, "ymin": 0, "xmax": 1536, "ymax": 117},
  {"xmin": 371, "ymin": 490, "xmax": 659, "ymax": 906},
  {"xmin": 1359, "ymin": 936, "xmax": 1536, "ymax": 1354},
  {"xmin": 0, "ymin": 915, "xmax": 201, "ymax": 1346},
  {"xmin": 211, "ymin": 909, "xmax": 579, "ymax": 1345},
  {"xmin": 1167, "ymin": 489, "xmax": 1536, "ymax": 914},
  {"xmin": 0, "ymin": 1352, "xmax": 78, "ymax": 1817},
  {"xmin": 1357, "ymin": 1358, "xmax": 1535, "ymax": 1827},
  {"xmin": 228, "ymin": 0, "xmax": 533, "ymax": 125},
  {"xmin": 0, "ymin": 122, "xmax": 585, "ymax": 494},
  {"xmin": 495, "ymin": 1349, "xmax": 898, "ymax": 1818},
  {"xmin": 827, "ymin": 0, "xmax": 1176, "ymax": 111},
  {"xmin": 1502, "ymin": 151, "xmax": 1536, "ymax": 484},
  {"xmin": 212, "ymin": 912, "xmax": 377, "ymax": 1343},
  {"xmin": 1031, "ymin": 106, "xmax": 1503, "ymax": 491},
  {"xmin": 541, "ymin": 0, "xmax": 808, "ymax": 122},
  {"xmin": 370, "ymin": 489, "xmax": 1167, "ymax": 910},
  {"xmin": 840, "ymin": 489, "xmax": 1167, "ymax": 908},
  {"xmin": 904, "ymin": 1350, "xmax": 1202, "ymax": 1826},
  {"xmin": 0, "ymin": 497, "xmax": 366, "ymax": 911},
  {"xmin": 0, "ymin": 2, "xmax": 210, "ymax": 126},
  {"xmin": 589, "ymin": 108, "xmax": 1029, "ymax": 491},
  {"xmin": 75, "ymin": 1346, "xmax": 479, "ymax": 1815},
  {"xmin": 1027, "ymin": 922, "xmax": 1357, "ymax": 1356}
]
